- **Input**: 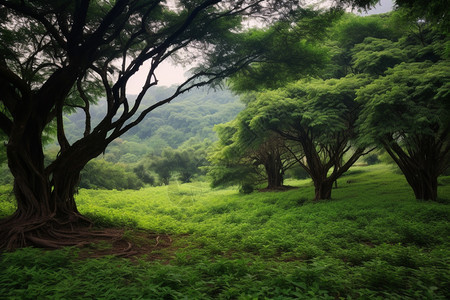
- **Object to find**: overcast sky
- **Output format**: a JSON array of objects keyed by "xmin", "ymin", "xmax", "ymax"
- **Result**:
[{"xmin": 126, "ymin": 0, "xmax": 394, "ymax": 94}]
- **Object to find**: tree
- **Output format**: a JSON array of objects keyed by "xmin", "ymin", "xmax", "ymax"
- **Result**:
[
  {"xmin": 148, "ymin": 145, "xmax": 208, "ymax": 185},
  {"xmin": 148, "ymin": 149, "xmax": 174, "ymax": 185},
  {"xmin": 208, "ymin": 118, "xmax": 296, "ymax": 191},
  {"xmin": 324, "ymin": 13, "xmax": 402, "ymax": 78},
  {"xmin": 0, "ymin": 0, "xmax": 314, "ymax": 249},
  {"xmin": 248, "ymin": 75, "xmax": 373, "ymax": 201},
  {"xmin": 208, "ymin": 121, "xmax": 261, "ymax": 192},
  {"xmin": 133, "ymin": 164, "xmax": 156, "ymax": 186},
  {"xmin": 79, "ymin": 160, "xmax": 144, "ymax": 190},
  {"xmin": 223, "ymin": 12, "xmax": 400, "ymax": 200},
  {"xmin": 252, "ymin": 135, "xmax": 296, "ymax": 189},
  {"xmin": 357, "ymin": 61, "xmax": 450, "ymax": 201}
]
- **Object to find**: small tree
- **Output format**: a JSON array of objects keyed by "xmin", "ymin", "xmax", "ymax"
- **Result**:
[
  {"xmin": 208, "ymin": 115, "xmax": 296, "ymax": 191},
  {"xmin": 208, "ymin": 122, "xmax": 262, "ymax": 191},
  {"xmin": 148, "ymin": 146, "xmax": 208, "ymax": 185}
]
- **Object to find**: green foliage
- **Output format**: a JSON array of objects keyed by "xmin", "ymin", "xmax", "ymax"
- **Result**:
[
  {"xmin": 223, "ymin": 11, "xmax": 448, "ymax": 201},
  {"xmin": 79, "ymin": 160, "xmax": 144, "ymax": 190},
  {"xmin": 286, "ymin": 164, "xmax": 311, "ymax": 179},
  {"xmin": 326, "ymin": 13, "xmax": 402, "ymax": 77},
  {"xmin": 147, "ymin": 143, "xmax": 210, "ymax": 185},
  {"xmin": 1, "ymin": 165, "xmax": 449, "ymax": 298},
  {"xmin": 207, "ymin": 121, "xmax": 265, "ymax": 191},
  {"xmin": 1, "ymin": 4, "xmax": 449, "ymax": 298},
  {"xmin": 363, "ymin": 153, "xmax": 380, "ymax": 165},
  {"xmin": 351, "ymin": 37, "xmax": 407, "ymax": 75},
  {"xmin": 357, "ymin": 60, "xmax": 450, "ymax": 175},
  {"xmin": 240, "ymin": 74, "xmax": 372, "ymax": 199},
  {"xmin": 229, "ymin": 9, "xmax": 338, "ymax": 91},
  {"xmin": 0, "ymin": 163, "xmax": 12, "ymax": 185},
  {"xmin": 395, "ymin": 0, "xmax": 450, "ymax": 33},
  {"xmin": 357, "ymin": 60, "xmax": 449, "ymax": 144},
  {"xmin": 0, "ymin": 184, "xmax": 14, "ymax": 217},
  {"xmin": 133, "ymin": 164, "xmax": 156, "ymax": 186}
]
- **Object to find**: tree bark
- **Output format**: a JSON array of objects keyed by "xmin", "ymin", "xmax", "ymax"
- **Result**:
[
  {"xmin": 0, "ymin": 116, "xmax": 111, "ymax": 249},
  {"xmin": 0, "ymin": 125, "xmax": 90, "ymax": 249},
  {"xmin": 383, "ymin": 137, "xmax": 441, "ymax": 201},
  {"xmin": 264, "ymin": 153, "xmax": 284, "ymax": 189},
  {"xmin": 312, "ymin": 177, "xmax": 333, "ymax": 201},
  {"xmin": 402, "ymin": 168, "xmax": 438, "ymax": 201}
]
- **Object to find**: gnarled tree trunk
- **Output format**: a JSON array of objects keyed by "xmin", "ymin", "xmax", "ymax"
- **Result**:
[{"xmin": 0, "ymin": 118, "xmax": 108, "ymax": 250}]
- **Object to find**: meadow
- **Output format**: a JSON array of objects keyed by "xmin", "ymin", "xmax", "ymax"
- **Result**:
[{"xmin": 0, "ymin": 164, "xmax": 449, "ymax": 299}]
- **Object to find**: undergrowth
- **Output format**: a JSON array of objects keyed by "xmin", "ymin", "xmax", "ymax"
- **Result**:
[{"xmin": 1, "ymin": 164, "xmax": 449, "ymax": 299}]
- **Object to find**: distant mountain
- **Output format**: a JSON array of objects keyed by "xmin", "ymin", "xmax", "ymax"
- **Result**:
[{"xmin": 64, "ymin": 86, "xmax": 243, "ymax": 163}]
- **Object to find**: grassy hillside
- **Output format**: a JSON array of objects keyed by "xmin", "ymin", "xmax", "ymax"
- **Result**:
[{"xmin": 1, "ymin": 164, "xmax": 449, "ymax": 299}]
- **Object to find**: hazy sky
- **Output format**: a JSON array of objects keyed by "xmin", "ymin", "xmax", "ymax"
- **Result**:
[
  {"xmin": 359, "ymin": 0, "xmax": 394, "ymax": 15},
  {"xmin": 126, "ymin": 0, "xmax": 394, "ymax": 94}
]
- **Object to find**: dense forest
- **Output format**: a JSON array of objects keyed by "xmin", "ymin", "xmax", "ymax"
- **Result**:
[{"xmin": 0, "ymin": 0, "xmax": 449, "ymax": 298}]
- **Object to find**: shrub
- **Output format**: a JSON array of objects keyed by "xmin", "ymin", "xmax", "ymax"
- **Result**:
[{"xmin": 79, "ymin": 160, "xmax": 144, "ymax": 190}]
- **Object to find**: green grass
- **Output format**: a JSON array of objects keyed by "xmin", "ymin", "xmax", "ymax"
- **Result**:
[{"xmin": 1, "ymin": 164, "xmax": 449, "ymax": 299}]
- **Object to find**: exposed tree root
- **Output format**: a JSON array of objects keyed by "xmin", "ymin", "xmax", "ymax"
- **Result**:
[
  {"xmin": 0, "ymin": 213, "xmax": 124, "ymax": 253},
  {"xmin": 0, "ymin": 215, "xmax": 177, "ymax": 259}
]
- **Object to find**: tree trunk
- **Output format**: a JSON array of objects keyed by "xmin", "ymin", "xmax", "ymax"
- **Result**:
[
  {"xmin": 266, "ymin": 169, "xmax": 283, "ymax": 189},
  {"xmin": 264, "ymin": 154, "xmax": 284, "ymax": 189},
  {"xmin": 403, "ymin": 169, "xmax": 438, "ymax": 201},
  {"xmin": 313, "ymin": 179, "xmax": 333, "ymax": 201},
  {"xmin": 0, "ymin": 130, "xmax": 92, "ymax": 249},
  {"xmin": 384, "ymin": 139, "xmax": 440, "ymax": 201}
]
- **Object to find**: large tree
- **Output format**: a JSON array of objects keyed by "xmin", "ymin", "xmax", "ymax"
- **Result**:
[
  {"xmin": 0, "ymin": 0, "xmax": 312, "ymax": 250},
  {"xmin": 221, "ymin": 13, "xmax": 398, "ymax": 201},
  {"xmin": 352, "ymin": 9, "xmax": 450, "ymax": 201},
  {"xmin": 247, "ymin": 74, "xmax": 373, "ymax": 201},
  {"xmin": 357, "ymin": 61, "xmax": 450, "ymax": 201}
]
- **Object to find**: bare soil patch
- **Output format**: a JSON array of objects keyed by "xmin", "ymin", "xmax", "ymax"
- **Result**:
[{"xmin": 74, "ymin": 228, "xmax": 178, "ymax": 260}]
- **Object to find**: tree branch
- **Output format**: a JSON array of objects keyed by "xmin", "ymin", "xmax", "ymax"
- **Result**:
[{"xmin": 0, "ymin": 0, "xmax": 67, "ymax": 48}]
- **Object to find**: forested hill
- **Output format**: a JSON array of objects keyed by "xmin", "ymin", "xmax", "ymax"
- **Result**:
[{"xmin": 64, "ymin": 86, "xmax": 243, "ymax": 162}]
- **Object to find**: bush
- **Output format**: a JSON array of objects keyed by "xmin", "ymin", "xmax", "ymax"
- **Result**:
[
  {"xmin": 286, "ymin": 165, "xmax": 310, "ymax": 179},
  {"xmin": 0, "ymin": 164, "xmax": 13, "ymax": 185},
  {"xmin": 239, "ymin": 183, "xmax": 254, "ymax": 194},
  {"xmin": 80, "ymin": 160, "xmax": 144, "ymax": 190},
  {"xmin": 364, "ymin": 154, "xmax": 380, "ymax": 165}
]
